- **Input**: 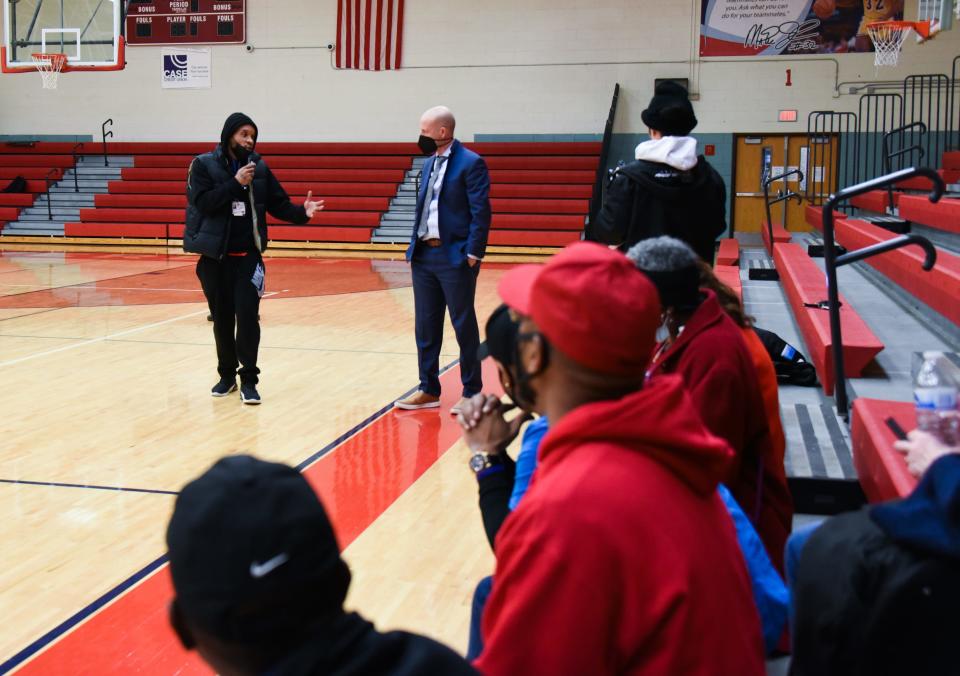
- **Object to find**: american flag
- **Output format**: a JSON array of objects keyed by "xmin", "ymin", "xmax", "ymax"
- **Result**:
[{"xmin": 335, "ymin": 0, "xmax": 405, "ymax": 70}]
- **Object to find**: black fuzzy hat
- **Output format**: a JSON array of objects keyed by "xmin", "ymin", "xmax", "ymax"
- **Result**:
[{"xmin": 641, "ymin": 81, "xmax": 698, "ymax": 137}]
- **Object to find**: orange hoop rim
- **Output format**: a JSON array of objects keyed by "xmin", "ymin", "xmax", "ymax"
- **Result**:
[
  {"xmin": 30, "ymin": 52, "xmax": 68, "ymax": 67},
  {"xmin": 866, "ymin": 19, "xmax": 931, "ymax": 39}
]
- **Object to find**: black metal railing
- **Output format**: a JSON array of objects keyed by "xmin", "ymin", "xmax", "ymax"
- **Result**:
[
  {"xmin": 806, "ymin": 111, "xmax": 858, "ymax": 207},
  {"xmin": 763, "ymin": 168, "xmax": 804, "ymax": 251},
  {"xmin": 882, "ymin": 121, "xmax": 926, "ymax": 212},
  {"xmin": 858, "ymin": 92, "xmax": 902, "ymax": 181},
  {"xmin": 903, "ymin": 74, "xmax": 950, "ymax": 171},
  {"xmin": 101, "ymin": 118, "xmax": 113, "ymax": 167},
  {"xmin": 821, "ymin": 167, "xmax": 945, "ymax": 420},
  {"xmin": 952, "ymin": 56, "xmax": 960, "ymax": 152},
  {"xmin": 71, "ymin": 142, "xmax": 84, "ymax": 193},
  {"xmin": 44, "ymin": 168, "xmax": 58, "ymax": 220},
  {"xmin": 588, "ymin": 83, "xmax": 620, "ymax": 230}
]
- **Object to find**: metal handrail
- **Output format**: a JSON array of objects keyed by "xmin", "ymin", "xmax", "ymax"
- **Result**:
[
  {"xmin": 762, "ymin": 169, "xmax": 804, "ymax": 251},
  {"xmin": 822, "ymin": 166, "xmax": 945, "ymax": 420},
  {"xmin": 882, "ymin": 121, "xmax": 926, "ymax": 212},
  {"xmin": 71, "ymin": 142, "xmax": 84, "ymax": 193},
  {"xmin": 44, "ymin": 168, "xmax": 58, "ymax": 220},
  {"xmin": 588, "ymin": 83, "xmax": 620, "ymax": 234},
  {"xmin": 101, "ymin": 118, "xmax": 114, "ymax": 167}
]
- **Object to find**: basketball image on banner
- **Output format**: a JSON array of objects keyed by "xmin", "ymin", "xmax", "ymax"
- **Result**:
[
  {"xmin": 700, "ymin": 0, "xmax": 903, "ymax": 56},
  {"xmin": 335, "ymin": 0, "xmax": 405, "ymax": 70}
]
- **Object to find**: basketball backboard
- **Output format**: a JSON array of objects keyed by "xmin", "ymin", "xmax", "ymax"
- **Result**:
[
  {"xmin": 917, "ymin": 0, "xmax": 954, "ymax": 36},
  {"xmin": 2, "ymin": 0, "xmax": 124, "ymax": 73}
]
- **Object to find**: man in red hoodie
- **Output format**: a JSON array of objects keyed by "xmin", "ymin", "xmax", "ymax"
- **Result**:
[{"xmin": 469, "ymin": 242, "xmax": 764, "ymax": 675}]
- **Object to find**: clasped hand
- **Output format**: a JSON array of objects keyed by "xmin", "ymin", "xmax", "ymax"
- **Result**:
[{"xmin": 456, "ymin": 393, "xmax": 533, "ymax": 455}]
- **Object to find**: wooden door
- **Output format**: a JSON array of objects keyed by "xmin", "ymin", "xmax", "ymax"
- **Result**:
[{"xmin": 733, "ymin": 135, "xmax": 788, "ymax": 233}]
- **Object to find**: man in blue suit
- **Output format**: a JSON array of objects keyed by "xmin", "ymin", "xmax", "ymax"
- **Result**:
[{"xmin": 395, "ymin": 106, "xmax": 491, "ymax": 414}]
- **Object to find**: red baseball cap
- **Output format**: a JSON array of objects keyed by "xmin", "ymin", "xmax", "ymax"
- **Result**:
[{"xmin": 497, "ymin": 242, "xmax": 661, "ymax": 376}]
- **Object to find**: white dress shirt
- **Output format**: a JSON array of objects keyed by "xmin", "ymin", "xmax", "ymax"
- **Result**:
[{"xmin": 420, "ymin": 143, "xmax": 452, "ymax": 241}]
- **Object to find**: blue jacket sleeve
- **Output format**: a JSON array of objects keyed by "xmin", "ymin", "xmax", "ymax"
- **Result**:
[
  {"xmin": 509, "ymin": 417, "xmax": 549, "ymax": 511},
  {"xmin": 718, "ymin": 483, "xmax": 789, "ymax": 655},
  {"xmin": 464, "ymin": 156, "xmax": 491, "ymax": 259}
]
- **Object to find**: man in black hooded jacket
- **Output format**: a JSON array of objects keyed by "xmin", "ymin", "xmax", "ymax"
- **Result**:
[
  {"xmin": 184, "ymin": 113, "xmax": 323, "ymax": 404},
  {"xmin": 588, "ymin": 81, "xmax": 727, "ymax": 264}
]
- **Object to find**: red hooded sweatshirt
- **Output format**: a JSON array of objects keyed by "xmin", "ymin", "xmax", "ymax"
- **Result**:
[
  {"xmin": 475, "ymin": 375, "xmax": 765, "ymax": 676},
  {"xmin": 648, "ymin": 290, "xmax": 793, "ymax": 573}
]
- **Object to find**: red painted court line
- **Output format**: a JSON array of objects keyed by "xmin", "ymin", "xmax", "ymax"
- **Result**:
[{"xmin": 13, "ymin": 361, "xmax": 500, "ymax": 674}]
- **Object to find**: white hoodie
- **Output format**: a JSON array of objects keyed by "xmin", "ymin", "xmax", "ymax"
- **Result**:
[{"xmin": 634, "ymin": 136, "xmax": 699, "ymax": 171}]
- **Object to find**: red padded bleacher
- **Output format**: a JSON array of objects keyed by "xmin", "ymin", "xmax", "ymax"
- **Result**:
[
  {"xmin": 0, "ymin": 167, "xmax": 64, "ymax": 180},
  {"xmin": 850, "ymin": 398, "xmax": 918, "ymax": 502},
  {"xmin": 835, "ymin": 218, "xmax": 960, "ymax": 325},
  {"xmin": 0, "ymin": 194, "xmax": 34, "ymax": 207},
  {"xmin": 123, "ymin": 168, "xmax": 406, "ymax": 183},
  {"xmin": 898, "ymin": 195, "xmax": 960, "ymax": 235},
  {"xmin": 107, "ymin": 180, "xmax": 401, "ymax": 197},
  {"xmin": 773, "ymin": 242, "xmax": 884, "ymax": 394},
  {"xmin": 93, "ymin": 194, "xmax": 390, "ymax": 212},
  {"xmin": 804, "ymin": 205, "xmax": 848, "ymax": 231},
  {"xmin": 895, "ymin": 169, "xmax": 960, "ymax": 191},
  {"xmin": 761, "ymin": 222, "xmax": 791, "ymax": 254},
  {"xmin": 715, "ymin": 238, "xmax": 739, "ymax": 266},
  {"xmin": 487, "ymin": 230, "xmax": 580, "ymax": 247},
  {"xmin": 850, "ymin": 190, "xmax": 899, "ymax": 213},
  {"xmin": 714, "ymin": 264, "xmax": 742, "ymax": 302},
  {"xmin": 0, "ymin": 155, "xmax": 75, "ymax": 168},
  {"xmin": 63, "ymin": 222, "xmax": 375, "ymax": 243},
  {"xmin": 489, "ymin": 184, "xmax": 591, "ymax": 199}
]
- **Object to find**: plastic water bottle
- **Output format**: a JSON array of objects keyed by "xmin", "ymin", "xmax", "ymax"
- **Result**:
[{"xmin": 914, "ymin": 351, "xmax": 959, "ymax": 446}]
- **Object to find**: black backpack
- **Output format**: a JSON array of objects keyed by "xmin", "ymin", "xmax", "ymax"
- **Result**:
[
  {"xmin": 1, "ymin": 176, "xmax": 27, "ymax": 193},
  {"xmin": 753, "ymin": 326, "xmax": 818, "ymax": 387}
]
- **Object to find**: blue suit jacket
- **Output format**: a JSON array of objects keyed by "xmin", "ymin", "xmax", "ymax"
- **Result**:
[{"xmin": 406, "ymin": 139, "xmax": 491, "ymax": 266}]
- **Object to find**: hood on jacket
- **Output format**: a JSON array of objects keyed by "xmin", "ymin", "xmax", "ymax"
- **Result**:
[
  {"xmin": 634, "ymin": 136, "xmax": 699, "ymax": 171},
  {"xmin": 220, "ymin": 112, "xmax": 258, "ymax": 157},
  {"xmin": 537, "ymin": 374, "xmax": 734, "ymax": 496},
  {"xmin": 871, "ymin": 454, "xmax": 960, "ymax": 560}
]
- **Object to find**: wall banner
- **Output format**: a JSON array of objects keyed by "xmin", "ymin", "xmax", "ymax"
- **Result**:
[
  {"xmin": 700, "ymin": 0, "xmax": 904, "ymax": 57},
  {"xmin": 161, "ymin": 47, "xmax": 212, "ymax": 89}
]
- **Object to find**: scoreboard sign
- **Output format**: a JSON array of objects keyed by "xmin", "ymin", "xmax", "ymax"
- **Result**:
[{"xmin": 127, "ymin": 1, "xmax": 246, "ymax": 46}]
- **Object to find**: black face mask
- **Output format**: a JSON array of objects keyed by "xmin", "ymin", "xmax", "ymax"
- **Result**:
[
  {"xmin": 511, "ymin": 331, "xmax": 549, "ymax": 411},
  {"xmin": 417, "ymin": 134, "xmax": 439, "ymax": 155},
  {"xmin": 233, "ymin": 144, "xmax": 254, "ymax": 165}
]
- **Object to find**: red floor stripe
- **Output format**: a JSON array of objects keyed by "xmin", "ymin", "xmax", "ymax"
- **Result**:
[{"xmin": 14, "ymin": 360, "xmax": 500, "ymax": 674}]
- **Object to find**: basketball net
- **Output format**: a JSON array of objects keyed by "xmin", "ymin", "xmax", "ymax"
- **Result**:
[
  {"xmin": 31, "ymin": 53, "xmax": 67, "ymax": 89},
  {"xmin": 866, "ymin": 21, "xmax": 932, "ymax": 67}
]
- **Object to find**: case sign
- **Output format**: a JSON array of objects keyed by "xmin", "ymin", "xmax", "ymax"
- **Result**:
[{"xmin": 128, "ymin": 1, "xmax": 245, "ymax": 46}]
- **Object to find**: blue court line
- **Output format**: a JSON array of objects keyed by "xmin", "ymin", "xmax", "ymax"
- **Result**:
[
  {"xmin": 0, "ymin": 479, "xmax": 178, "ymax": 496},
  {"xmin": 0, "ymin": 357, "xmax": 465, "ymax": 673},
  {"xmin": 0, "ymin": 555, "xmax": 169, "ymax": 675}
]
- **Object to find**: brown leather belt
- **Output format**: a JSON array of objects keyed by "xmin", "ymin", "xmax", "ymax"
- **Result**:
[{"xmin": 421, "ymin": 238, "xmax": 442, "ymax": 248}]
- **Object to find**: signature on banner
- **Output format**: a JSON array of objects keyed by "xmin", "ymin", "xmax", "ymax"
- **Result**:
[{"xmin": 744, "ymin": 19, "xmax": 821, "ymax": 51}]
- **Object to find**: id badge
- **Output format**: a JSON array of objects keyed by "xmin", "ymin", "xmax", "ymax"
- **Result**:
[{"xmin": 232, "ymin": 200, "xmax": 246, "ymax": 216}]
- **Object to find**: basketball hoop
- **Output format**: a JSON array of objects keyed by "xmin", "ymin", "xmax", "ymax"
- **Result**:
[
  {"xmin": 31, "ymin": 52, "xmax": 67, "ymax": 89},
  {"xmin": 865, "ymin": 21, "xmax": 930, "ymax": 67}
]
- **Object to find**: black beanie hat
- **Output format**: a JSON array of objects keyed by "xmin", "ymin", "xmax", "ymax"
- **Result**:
[
  {"xmin": 641, "ymin": 81, "xmax": 698, "ymax": 137},
  {"xmin": 167, "ymin": 455, "xmax": 351, "ymax": 645},
  {"xmin": 638, "ymin": 266, "xmax": 701, "ymax": 312},
  {"xmin": 220, "ymin": 112, "xmax": 258, "ymax": 150},
  {"xmin": 483, "ymin": 304, "xmax": 520, "ymax": 367}
]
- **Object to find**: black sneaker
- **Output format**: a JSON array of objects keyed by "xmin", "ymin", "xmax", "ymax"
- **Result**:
[
  {"xmin": 240, "ymin": 383, "xmax": 261, "ymax": 405},
  {"xmin": 211, "ymin": 378, "xmax": 237, "ymax": 397}
]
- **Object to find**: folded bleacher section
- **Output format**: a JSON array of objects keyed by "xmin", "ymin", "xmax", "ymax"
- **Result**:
[{"xmin": 0, "ymin": 141, "xmax": 599, "ymax": 251}]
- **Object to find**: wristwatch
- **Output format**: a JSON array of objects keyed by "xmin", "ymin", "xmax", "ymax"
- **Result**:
[{"xmin": 468, "ymin": 451, "xmax": 503, "ymax": 474}]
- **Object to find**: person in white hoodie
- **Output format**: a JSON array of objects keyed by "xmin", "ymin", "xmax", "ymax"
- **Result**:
[{"xmin": 589, "ymin": 81, "xmax": 727, "ymax": 264}]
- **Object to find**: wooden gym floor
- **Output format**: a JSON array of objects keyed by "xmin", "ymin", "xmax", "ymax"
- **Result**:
[{"xmin": 0, "ymin": 249, "xmax": 516, "ymax": 673}]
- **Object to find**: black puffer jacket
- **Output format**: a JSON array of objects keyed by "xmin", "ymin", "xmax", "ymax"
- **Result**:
[
  {"xmin": 184, "ymin": 146, "xmax": 308, "ymax": 259},
  {"xmin": 588, "ymin": 156, "xmax": 727, "ymax": 263},
  {"xmin": 791, "ymin": 455, "xmax": 960, "ymax": 676}
]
